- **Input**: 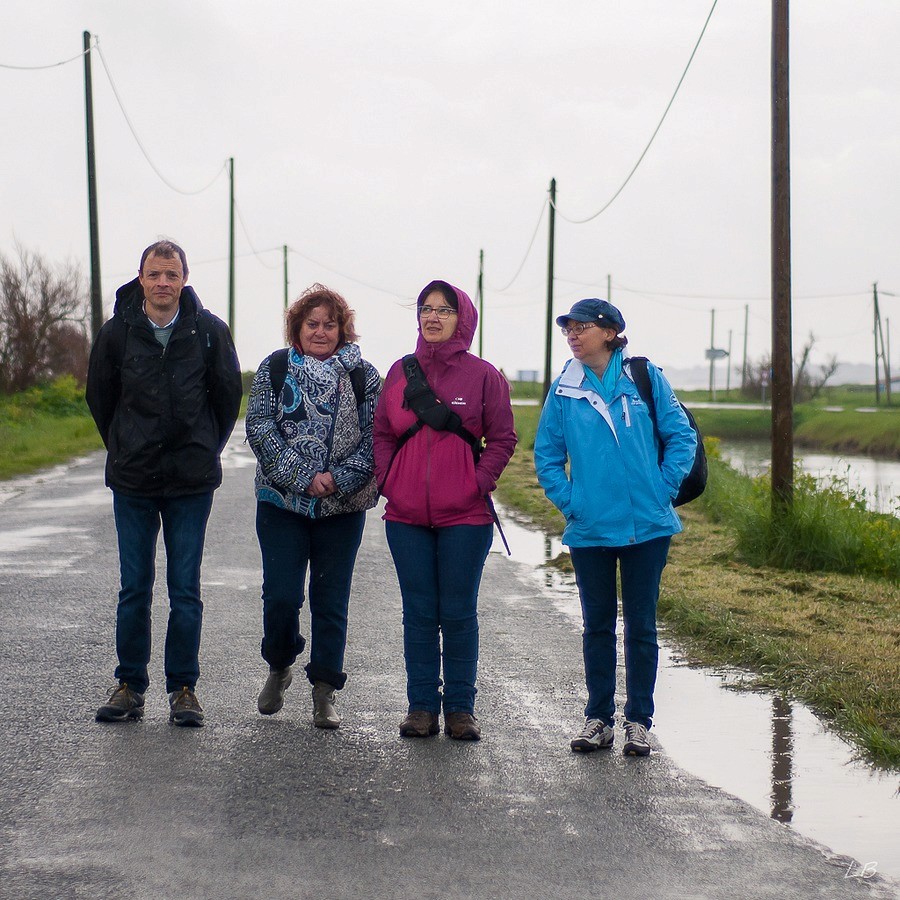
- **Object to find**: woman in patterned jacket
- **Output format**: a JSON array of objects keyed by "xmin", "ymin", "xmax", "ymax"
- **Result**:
[{"xmin": 246, "ymin": 284, "xmax": 380, "ymax": 729}]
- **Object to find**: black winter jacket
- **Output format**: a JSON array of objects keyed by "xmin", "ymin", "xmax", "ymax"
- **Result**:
[{"xmin": 86, "ymin": 278, "xmax": 243, "ymax": 497}]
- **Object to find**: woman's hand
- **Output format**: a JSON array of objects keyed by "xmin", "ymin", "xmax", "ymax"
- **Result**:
[{"xmin": 306, "ymin": 471, "xmax": 338, "ymax": 498}]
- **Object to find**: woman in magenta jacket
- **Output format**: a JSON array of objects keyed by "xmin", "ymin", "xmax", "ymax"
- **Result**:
[{"xmin": 374, "ymin": 280, "xmax": 516, "ymax": 741}]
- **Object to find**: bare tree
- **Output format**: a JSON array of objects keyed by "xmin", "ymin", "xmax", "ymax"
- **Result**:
[
  {"xmin": 0, "ymin": 245, "xmax": 90, "ymax": 393},
  {"xmin": 740, "ymin": 332, "xmax": 839, "ymax": 403},
  {"xmin": 793, "ymin": 332, "xmax": 839, "ymax": 402}
]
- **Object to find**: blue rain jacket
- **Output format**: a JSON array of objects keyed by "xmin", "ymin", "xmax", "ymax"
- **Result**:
[{"xmin": 534, "ymin": 357, "xmax": 697, "ymax": 548}]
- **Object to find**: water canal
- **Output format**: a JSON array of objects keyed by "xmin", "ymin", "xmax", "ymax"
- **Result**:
[{"xmin": 490, "ymin": 502, "xmax": 900, "ymax": 881}]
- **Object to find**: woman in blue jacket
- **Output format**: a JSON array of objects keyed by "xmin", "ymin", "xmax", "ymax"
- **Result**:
[{"xmin": 534, "ymin": 299, "xmax": 696, "ymax": 757}]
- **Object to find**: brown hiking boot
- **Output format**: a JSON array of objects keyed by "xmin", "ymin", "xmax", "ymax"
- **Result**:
[
  {"xmin": 445, "ymin": 712, "xmax": 481, "ymax": 741},
  {"xmin": 96, "ymin": 682, "xmax": 144, "ymax": 722},
  {"xmin": 168, "ymin": 686, "xmax": 204, "ymax": 728},
  {"xmin": 399, "ymin": 710, "xmax": 440, "ymax": 738}
]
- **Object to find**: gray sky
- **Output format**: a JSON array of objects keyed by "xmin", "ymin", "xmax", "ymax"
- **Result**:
[{"xmin": 2, "ymin": 1, "xmax": 898, "ymax": 382}]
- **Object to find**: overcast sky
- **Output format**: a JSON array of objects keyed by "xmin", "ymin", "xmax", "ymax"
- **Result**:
[{"xmin": 2, "ymin": 1, "xmax": 898, "ymax": 383}]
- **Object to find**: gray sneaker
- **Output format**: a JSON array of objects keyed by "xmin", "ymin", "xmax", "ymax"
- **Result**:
[
  {"xmin": 258, "ymin": 666, "xmax": 293, "ymax": 715},
  {"xmin": 96, "ymin": 682, "xmax": 144, "ymax": 722},
  {"xmin": 570, "ymin": 717, "xmax": 614, "ymax": 752},
  {"xmin": 169, "ymin": 686, "xmax": 204, "ymax": 727},
  {"xmin": 312, "ymin": 681, "xmax": 340, "ymax": 729},
  {"xmin": 623, "ymin": 720, "xmax": 651, "ymax": 756}
]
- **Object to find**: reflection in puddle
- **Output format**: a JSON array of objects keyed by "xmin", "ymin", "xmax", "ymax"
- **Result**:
[{"xmin": 491, "ymin": 502, "xmax": 900, "ymax": 880}]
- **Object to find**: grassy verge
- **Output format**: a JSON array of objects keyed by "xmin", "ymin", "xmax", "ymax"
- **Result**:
[
  {"xmin": 0, "ymin": 378, "xmax": 103, "ymax": 480},
  {"xmin": 497, "ymin": 404, "xmax": 900, "ymax": 768}
]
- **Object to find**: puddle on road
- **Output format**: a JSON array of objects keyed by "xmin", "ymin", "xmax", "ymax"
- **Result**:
[{"xmin": 490, "ymin": 506, "xmax": 900, "ymax": 880}]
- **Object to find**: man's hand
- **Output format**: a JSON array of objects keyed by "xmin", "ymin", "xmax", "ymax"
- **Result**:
[{"xmin": 306, "ymin": 472, "xmax": 338, "ymax": 498}]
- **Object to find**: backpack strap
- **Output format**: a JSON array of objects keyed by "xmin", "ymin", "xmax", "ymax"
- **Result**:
[
  {"xmin": 269, "ymin": 347, "xmax": 366, "ymax": 408},
  {"xmin": 400, "ymin": 354, "xmax": 481, "ymax": 460},
  {"xmin": 627, "ymin": 356, "xmax": 664, "ymax": 464},
  {"xmin": 268, "ymin": 348, "xmax": 290, "ymax": 396}
]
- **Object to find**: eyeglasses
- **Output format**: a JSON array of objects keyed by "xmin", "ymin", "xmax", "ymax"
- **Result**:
[
  {"xmin": 419, "ymin": 305, "xmax": 457, "ymax": 320},
  {"xmin": 560, "ymin": 322, "xmax": 598, "ymax": 337}
]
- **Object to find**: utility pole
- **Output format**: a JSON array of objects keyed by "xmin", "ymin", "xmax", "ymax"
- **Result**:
[
  {"xmin": 543, "ymin": 178, "xmax": 557, "ymax": 402},
  {"xmin": 708, "ymin": 309, "xmax": 716, "ymax": 400},
  {"xmin": 228, "ymin": 157, "xmax": 235, "ymax": 336},
  {"xmin": 607, "ymin": 273, "xmax": 611, "ymax": 302},
  {"xmin": 873, "ymin": 282, "xmax": 881, "ymax": 405},
  {"xmin": 283, "ymin": 245, "xmax": 289, "ymax": 311},
  {"xmin": 771, "ymin": 0, "xmax": 794, "ymax": 510},
  {"xmin": 477, "ymin": 249, "xmax": 484, "ymax": 357},
  {"xmin": 741, "ymin": 304, "xmax": 749, "ymax": 392},
  {"xmin": 726, "ymin": 329, "xmax": 733, "ymax": 394},
  {"xmin": 887, "ymin": 317, "xmax": 893, "ymax": 406},
  {"xmin": 83, "ymin": 31, "xmax": 103, "ymax": 339}
]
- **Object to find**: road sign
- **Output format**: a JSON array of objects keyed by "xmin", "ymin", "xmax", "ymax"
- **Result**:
[{"xmin": 705, "ymin": 348, "xmax": 730, "ymax": 360}]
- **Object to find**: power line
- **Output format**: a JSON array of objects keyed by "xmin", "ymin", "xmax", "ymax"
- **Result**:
[
  {"xmin": 287, "ymin": 247, "xmax": 411, "ymax": 300},
  {"xmin": 552, "ymin": 0, "xmax": 719, "ymax": 225},
  {"xmin": 486, "ymin": 197, "xmax": 548, "ymax": 293},
  {"xmin": 233, "ymin": 200, "xmax": 280, "ymax": 270},
  {"xmin": 0, "ymin": 48, "xmax": 88, "ymax": 70},
  {"xmin": 94, "ymin": 38, "xmax": 226, "ymax": 196},
  {"xmin": 612, "ymin": 281, "xmax": 868, "ymax": 302}
]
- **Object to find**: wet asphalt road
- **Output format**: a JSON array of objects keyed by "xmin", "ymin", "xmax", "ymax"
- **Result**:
[{"xmin": 0, "ymin": 436, "xmax": 895, "ymax": 900}]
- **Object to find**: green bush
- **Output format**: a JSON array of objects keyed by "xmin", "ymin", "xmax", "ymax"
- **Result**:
[{"xmin": 1, "ymin": 375, "xmax": 89, "ymax": 418}]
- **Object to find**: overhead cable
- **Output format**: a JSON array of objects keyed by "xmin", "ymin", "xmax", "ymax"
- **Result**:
[
  {"xmin": 552, "ymin": 0, "xmax": 718, "ymax": 225},
  {"xmin": 612, "ymin": 282, "xmax": 868, "ymax": 302},
  {"xmin": 0, "ymin": 48, "xmax": 88, "ymax": 70},
  {"xmin": 288, "ymin": 248, "xmax": 411, "ymax": 300},
  {"xmin": 486, "ymin": 197, "xmax": 548, "ymax": 293},
  {"xmin": 94, "ymin": 38, "xmax": 226, "ymax": 196},
  {"xmin": 233, "ymin": 201, "xmax": 280, "ymax": 270}
]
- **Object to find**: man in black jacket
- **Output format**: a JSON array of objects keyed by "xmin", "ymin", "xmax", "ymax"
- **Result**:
[{"xmin": 86, "ymin": 240, "xmax": 242, "ymax": 727}]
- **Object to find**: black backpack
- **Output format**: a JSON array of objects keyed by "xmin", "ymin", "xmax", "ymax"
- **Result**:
[
  {"xmin": 628, "ymin": 356, "xmax": 707, "ymax": 507},
  {"xmin": 267, "ymin": 347, "xmax": 366, "ymax": 407}
]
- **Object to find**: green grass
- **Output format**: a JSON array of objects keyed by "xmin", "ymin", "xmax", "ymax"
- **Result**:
[
  {"xmin": 497, "ymin": 405, "xmax": 900, "ymax": 768},
  {"xmin": 0, "ymin": 378, "xmax": 103, "ymax": 479}
]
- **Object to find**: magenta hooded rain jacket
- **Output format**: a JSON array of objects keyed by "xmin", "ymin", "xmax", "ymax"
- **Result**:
[{"xmin": 373, "ymin": 280, "xmax": 517, "ymax": 528}]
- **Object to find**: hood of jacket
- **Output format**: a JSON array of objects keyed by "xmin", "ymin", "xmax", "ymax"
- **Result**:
[
  {"xmin": 413, "ymin": 280, "xmax": 477, "ymax": 376},
  {"xmin": 113, "ymin": 276, "xmax": 205, "ymax": 326}
]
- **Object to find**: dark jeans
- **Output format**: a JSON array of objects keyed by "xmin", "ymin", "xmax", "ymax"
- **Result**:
[
  {"xmin": 256, "ymin": 502, "xmax": 366, "ymax": 690},
  {"xmin": 112, "ymin": 490, "xmax": 214, "ymax": 695},
  {"xmin": 385, "ymin": 521, "xmax": 493, "ymax": 715},
  {"xmin": 569, "ymin": 536, "xmax": 671, "ymax": 729}
]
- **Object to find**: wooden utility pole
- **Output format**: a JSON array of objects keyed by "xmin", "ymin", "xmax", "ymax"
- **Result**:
[
  {"xmin": 477, "ymin": 249, "xmax": 484, "ymax": 357},
  {"xmin": 873, "ymin": 282, "xmax": 882, "ymax": 405},
  {"xmin": 771, "ymin": 0, "xmax": 794, "ymax": 509},
  {"xmin": 708, "ymin": 308, "xmax": 716, "ymax": 399},
  {"xmin": 741, "ymin": 304, "xmax": 749, "ymax": 391},
  {"xmin": 228, "ymin": 157, "xmax": 235, "ymax": 336},
  {"xmin": 83, "ymin": 32, "xmax": 103, "ymax": 339},
  {"xmin": 542, "ymin": 178, "xmax": 557, "ymax": 402},
  {"xmin": 607, "ymin": 273, "xmax": 611, "ymax": 302}
]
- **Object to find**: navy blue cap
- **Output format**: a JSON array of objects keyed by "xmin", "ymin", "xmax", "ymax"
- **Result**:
[{"xmin": 556, "ymin": 298, "xmax": 626, "ymax": 334}]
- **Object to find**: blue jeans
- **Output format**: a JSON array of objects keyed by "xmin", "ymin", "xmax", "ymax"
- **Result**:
[
  {"xmin": 385, "ymin": 521, "xmax": 493, "ymax": 715},
  {"xmin": 569, "ymin": 536, "xmax": 671, "ymax": 729},
  {"xmin": 256, "ymin": 502, "xmax": 366, "ymax": 690},
  {"xmin": 112, "ymin": 491, "xmax": 214, "ymax": 695}
]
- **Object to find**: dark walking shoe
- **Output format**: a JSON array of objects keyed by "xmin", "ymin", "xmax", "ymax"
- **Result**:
[
  {"xmin": 623, "ymin": 720, "xmax": 651, "ymax": 757},
  {"xmin": 312, "ymin": 681, "xmax": 341, "ymax": 729},
  {"xmin": 258, "ymin": 666, "xmax": 293, "ymax": 715},
  {"xmin": 570, "ymin": 718, "xmax": 614, "ymax": 753},
  {"xmin": 169, "ymin": 686, "xmax": 204, "ymax": 727},
  {"xmin": 444, "ymin": 711, "xmax": 481, "ymax": 741},
  {"xmin": 96, "ymin": 682, "xmax": 144, "ymax": 722},
  {"xmin": 399, "ymin": 710, "xmax": 440, "ymax": 738}
]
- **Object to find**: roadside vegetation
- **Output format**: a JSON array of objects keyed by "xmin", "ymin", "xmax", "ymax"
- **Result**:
[
  {"xmin": 0, "ymin": 377, "xmax": 102, "ymax": 479},
  {"xmin": 497, "ymin": 402, "xmax": 900, "ymax": 768}
]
